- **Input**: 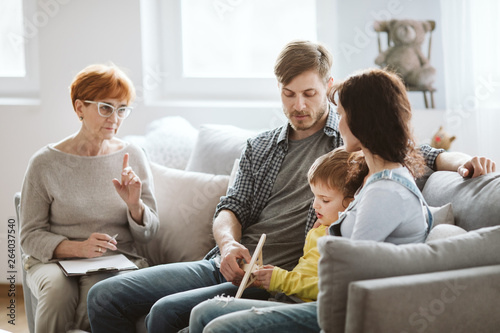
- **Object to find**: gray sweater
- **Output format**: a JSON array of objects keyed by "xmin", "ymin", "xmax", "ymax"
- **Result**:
[{"xmin": 20, "ymin": 143, "xmax": 159, "ymax": 264}]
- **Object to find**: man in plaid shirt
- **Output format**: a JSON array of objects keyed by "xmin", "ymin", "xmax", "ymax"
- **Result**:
[{"xmin": 89, "ymin": 41, "xmax": 496, "ymax": 333}]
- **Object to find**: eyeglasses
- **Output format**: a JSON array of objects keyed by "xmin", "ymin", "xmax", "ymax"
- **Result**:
[{"xmin": 84, "ymin": 100, "xmax": 133, "ymax": 119}]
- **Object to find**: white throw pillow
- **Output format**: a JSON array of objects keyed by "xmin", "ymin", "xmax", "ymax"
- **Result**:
[
  {"xmin": 135, "ymin": 162, "xmax": 229, "ymax": 265},
  {"xmin": 186, "ymin": 124, "xmax": 257, "ymax": 175},
  {"xmin": 426, "ymin": 224, "xmax": 467, "ymax": 242},
  {"xmin": 124, "ymin": 117, "xmax": 198, "ymax": 169},
  {"xmin": 428, "ymin": 203, "xmax": 454, "ymax": 227}
]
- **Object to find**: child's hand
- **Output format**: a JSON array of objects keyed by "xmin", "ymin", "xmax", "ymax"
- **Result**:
[{"xmin": 253, "ymin": 265, "xmax": 274, "ymax": 290}]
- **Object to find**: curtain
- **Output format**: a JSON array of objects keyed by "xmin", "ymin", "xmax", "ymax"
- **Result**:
[{"xmin": 440, "ymin": 0, "xmax": 500, "ymax": 161}]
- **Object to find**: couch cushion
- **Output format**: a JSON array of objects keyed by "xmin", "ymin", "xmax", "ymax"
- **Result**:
[
  {"xmin": 345, "ymin": 265, "xmax": 500, "ymax": 333},
  {"xmin": 422, "ymin": 171, "xmax": 500, "ymax": 231},
  {"xmin": 317, "ymin": 226, "xmax": 500, "ymax": 333},
  {"xmin": 124, "ymin": 117, "xmax": 198, "ymax": 169},
  {"xmin": 426, "ymin": 224, "xmax": 467, "ymax": 242},
  {"xmin": 135, "ymin": 162, "xmax": 229, "ymax": 266},
  {"xmin": 185, "ymin": 124, "xmax": 256, "ymax": 175}
]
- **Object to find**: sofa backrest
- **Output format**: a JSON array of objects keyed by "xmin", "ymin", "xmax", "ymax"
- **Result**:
[
  {"xmin": 422, "ymin": 171, "xmax": 500, "ymax": 231},
  {"xmin": 135, "ymin": 162, "xmax": 230, "ymax": 266}
]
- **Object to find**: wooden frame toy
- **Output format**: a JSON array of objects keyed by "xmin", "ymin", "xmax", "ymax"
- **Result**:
[{"xmin": 235, "ymin": 233, "xmax": 266, "ymax": 298}]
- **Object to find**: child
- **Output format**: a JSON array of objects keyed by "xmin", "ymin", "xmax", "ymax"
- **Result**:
[
  {"xmin": 188, "ymin": 69, "xmax": 446, "ymax": 333},
  {"xmin": 251, "ymin": 147, "xmax": 366, "ymax": 302},
  {"xmin": 188, "ymin": 148, "xmax": 366, "ymax": 333}
]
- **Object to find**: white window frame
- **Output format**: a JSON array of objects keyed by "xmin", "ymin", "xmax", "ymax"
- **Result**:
[
  {"xmin": 140, "ymin": 0, "xmax": 335, "ymax": 107},
  {"xmin": 0, "ymin": 0, "xmax": 40, "ymax": 104}
]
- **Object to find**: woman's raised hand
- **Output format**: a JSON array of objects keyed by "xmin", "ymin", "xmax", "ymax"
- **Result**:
[{"xmin": 113, "ymin": 153, "xmax": 144, "ymax": 224}]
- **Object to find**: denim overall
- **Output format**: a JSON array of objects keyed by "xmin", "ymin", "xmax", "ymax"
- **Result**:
[{"xmin": 331, "ymin": 169, "xmax": 433, "ymax": 237}]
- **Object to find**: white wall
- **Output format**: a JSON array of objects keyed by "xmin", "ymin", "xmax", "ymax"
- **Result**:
[
  {"xmin": 0, "ymin": 0, "xmax": 145, "ymax": 283},
  {"xmin": 329, "ymin": 0, "xmax": 457, "ymax": 152},
  {"xmin": 0, "ymin": 0, "xmax": 286, "ymax": 283},
  {"xmin": 0, "ymin": 0, "xmax": 482, "ymax": 283}
]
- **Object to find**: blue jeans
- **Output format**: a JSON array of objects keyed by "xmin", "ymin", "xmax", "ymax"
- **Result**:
[
  {"xmin": 190, "ymin": 298, "xmax": 320, "ymax": 333},
  {"xmin": 87, "ymin": 259, "xmax": 270, "ymax": 333}
]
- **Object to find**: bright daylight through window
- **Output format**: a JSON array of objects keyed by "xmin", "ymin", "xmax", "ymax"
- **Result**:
[
  {"xmin": 0, "ymin": 0, "xmax": 25, "ymax": 77},
  {"xmin": 180, "ymin": 0, "xmax": 317, "ymax": 79}
]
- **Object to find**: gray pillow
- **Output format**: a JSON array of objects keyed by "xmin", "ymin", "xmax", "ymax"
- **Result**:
[
  {"xmin": 185, "ymin": 124, "xmax": 257, "ymax": 175},
  {"xmin": 317, "ymin": 226, "xmax": 500, "ymax": 333}
]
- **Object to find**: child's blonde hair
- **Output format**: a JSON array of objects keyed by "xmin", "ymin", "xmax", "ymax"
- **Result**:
[{"xmin": 308, "ymin": 147, "xmax": 367, "ymax": 204}]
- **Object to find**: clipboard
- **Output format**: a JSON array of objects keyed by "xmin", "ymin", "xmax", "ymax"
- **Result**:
[
  {"xmin": 57, "ymin": 254, "xmax": 138, "ymax": 277},
  {"xmin": 235, "ymin": 234, "xmax": 266, "ymax": 299}
]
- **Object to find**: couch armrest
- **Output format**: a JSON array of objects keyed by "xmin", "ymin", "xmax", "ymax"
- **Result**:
[
  {"xmin": 345, "ymin": 264, "xmax": 500, "ymax": 333},
  {"xmin": 422, "ymin": 171, "xmax": 500, "ymax": 231},
  {"xmin": 15, "ymin": 191, "xmax": 37, "ymax": 333}
]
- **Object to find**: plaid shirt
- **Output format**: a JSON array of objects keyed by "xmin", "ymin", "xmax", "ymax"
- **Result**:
[
  {"xmin": 420, "ymin": 144, "xmax": 445, "ymax": 169},
  {"xmin": 206, "ymin": 105, "xmax": 444, "ymax": 259}
]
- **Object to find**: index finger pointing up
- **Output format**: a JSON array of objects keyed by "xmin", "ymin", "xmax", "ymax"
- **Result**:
[{"xmin": 123, "ymin": 153, "xmax": 130, "ymax": 169}]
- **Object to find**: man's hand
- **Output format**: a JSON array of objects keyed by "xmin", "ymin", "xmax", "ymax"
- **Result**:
[
  {"xmin": 219, "ymin": 241, "xmax": 252, "ymax": 285},
  {"xmin": 435, "ymin": 152, "xmax": 496, "ymax": 179},
  {"xmin": 457, "ymin": 156, "xmax": 496, "ymax": 178}
]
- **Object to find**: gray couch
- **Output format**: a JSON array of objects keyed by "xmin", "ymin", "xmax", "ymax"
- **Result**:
[
  {"xmin": 318, "ymin": 171, "xmax": 500, "ymax": 333},
  {"xmin": 15, "ymin": 117, "xmax": 500, "ymax": 332},
  {"xmin": 15, "ymin": 119, "xmax": 248, "ymax": 333}
]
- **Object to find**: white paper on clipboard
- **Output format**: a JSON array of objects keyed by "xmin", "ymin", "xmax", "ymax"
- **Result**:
[{"xmin": 57, "ymin": 254, "xmax": 138, "ymax": 276}]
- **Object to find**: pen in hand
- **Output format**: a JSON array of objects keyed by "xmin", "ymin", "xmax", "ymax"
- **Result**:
[{"xmin": 108, "ymin": 234, "xmax": 118, "ymax": 245}]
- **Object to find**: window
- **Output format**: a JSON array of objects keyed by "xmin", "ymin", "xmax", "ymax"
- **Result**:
[
  {"xmin": 181, "ymin": 0, "xmax": 317, "ymax": 78},
  {"xmin": 0, "ymin": 0, "xmax": 25, "ymax": 77},
  {"xmin": 0, "ymin": 0, "xmax": 39, "ymax": 102},
  {"xmin": 469, "ymin": 1, "xmax": 500, "ymax": 108},
  {"xmin": 140, "ymin": 0, "xmax": 334, "ymax": 106}
]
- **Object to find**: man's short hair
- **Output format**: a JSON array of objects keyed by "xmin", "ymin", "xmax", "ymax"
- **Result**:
[{"xmin": 274, "ymin": 40, "xmax": 333, "ymax": 86}]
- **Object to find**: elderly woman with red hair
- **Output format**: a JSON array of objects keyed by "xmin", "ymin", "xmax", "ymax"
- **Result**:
[{"xmin": 20, "ymin": 63, "xmax": 159, "ymax": 333}]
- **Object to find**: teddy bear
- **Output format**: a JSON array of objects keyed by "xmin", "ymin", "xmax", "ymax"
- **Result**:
[
  {"xmin": 430, "ymin": 126, "xmax": 456, "ymax": 151},
  {"xmin": 374, "ymin": 19, "xmax": 436, "ymax": 89}
]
